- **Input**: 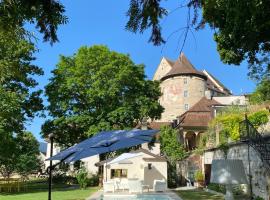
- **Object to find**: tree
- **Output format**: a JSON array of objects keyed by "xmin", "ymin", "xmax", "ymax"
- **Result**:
[
  {"xmin": 16, "ymin": 132, "xmax": 41, "ymax": 179},
  {"xmin": 159, "ymin": 126, "xmax": 186, "ymax": 163},
  {"xmin": 0, "ymin": 28, "xmax": 43, "ymax": 178},
  {"xmin": 0, "ymin": 28, "xmax": 44, "ymax": 133},
  {"xmin": 250, "ymin": 78, "xmax": 270, "ymax": 104},
  {"xmin": 0, "ymin": 131, "xmax": 41, "ymax": 179},
  {"xmin": 159, "ymin": 125, "xmax": 186, "ymax": 188},
  {"xmin": 42, "ymin": 45, "xmax": 163, "ymax": 146},
  {"xmin": 0, "ymin": 130, "xmax": 18, "ymax": 179}
]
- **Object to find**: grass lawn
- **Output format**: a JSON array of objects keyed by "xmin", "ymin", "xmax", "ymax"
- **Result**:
[
  {"xmin": 0, "ymin": 186, "xmax": 99, "ymax": 200},
  {"xmin": 176, "ymin": 189, "xmax": 224, "ymax": 200}
]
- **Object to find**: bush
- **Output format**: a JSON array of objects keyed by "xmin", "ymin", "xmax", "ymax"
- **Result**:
[
  {"xmin": 194, "ymin": 171, "xmax": 204, "ymax": 182},
  {"xmin": 76, "ymin": 169, "xmax": 88, "ymax": 189},
  {"xmin": 52, "ymin": 172, "xmax": 77, "ymax": 184},
  {"xmin": 87, "ymin": 174, "xmax": 99, "ymax": 187}
]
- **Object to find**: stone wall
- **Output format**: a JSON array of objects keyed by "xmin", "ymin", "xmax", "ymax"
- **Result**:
[{"xmin": 204, "ymin": 142, "xmax": 270, "ymax": 200}]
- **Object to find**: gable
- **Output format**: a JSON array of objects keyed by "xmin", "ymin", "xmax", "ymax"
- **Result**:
[{"xmin": 153, "ymin": 57, "xmax": 173, "ymax": 81}]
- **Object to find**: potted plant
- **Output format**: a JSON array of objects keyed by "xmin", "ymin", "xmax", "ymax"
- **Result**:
[{"xmin": 194, "ymin": 170, "xmax": 205, "ymax": 188}]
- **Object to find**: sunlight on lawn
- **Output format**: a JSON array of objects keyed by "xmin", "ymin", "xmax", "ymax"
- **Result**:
[
  {"xmin": 0, "ymin": 187, "xmax": 99, "ymax": 200},
  {"xmin": 176, "ymin": 189, "xmax": 224, "ymax": 200}
]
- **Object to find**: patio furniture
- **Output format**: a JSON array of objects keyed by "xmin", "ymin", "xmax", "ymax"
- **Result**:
[
  {"xmin": 103, "ymin": 180, "xmax": 115, "ymax": 193},
  {"xmin": 142, "ymin": 184, "xmax": 150, "ymax": 192},
  {"xmin": 153, "ymin": 179, "xmax": 166, "ymax": 192},
  {"xmin": 119, "ymin": 178, "xmax": 129, "ymax": 190},
  {"xmin": 128, "ymin": 179, "xmax": 143, "ymax": 194}
]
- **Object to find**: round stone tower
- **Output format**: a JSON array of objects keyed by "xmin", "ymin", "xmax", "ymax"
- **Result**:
[{"xmin": 158, "ymin": 53, "xmax": 207, "ymax": 122}]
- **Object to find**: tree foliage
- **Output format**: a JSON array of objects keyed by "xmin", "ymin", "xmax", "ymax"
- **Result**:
[
  {"xmin": 42, "ymin": 45, "xmax": 163, "ymax": 146},
  {"xmin": 159, "ymin": 126, "xmax": 186, "ymax": 163},
  {"xmin": 0, "ymin": 131, "xmax": 41, "ymax": 179},
  {"xmin": 1, "ymin": 1, "xmax": 269, "ymax": 79},
  {"xmin": 127, "ymin": 0, "xmax": 270, "ymax": 80},
  {"xmin": 0, "ymin": 28, "xmax": 44, "ymax": 134},
  {"xmin": 209, "ymin": 107, "xmax": 270, "ymax": 142},
  {"xmin": 0, "ymin": 0, "xmax": 67, "ymax": 43},
  {"xmin": 0, "ymin": 27, "xmax": 43, "ymax": 179},
  {"xmin": 250, "ymin": 78, "xmax": 270, "ymax": 104}
]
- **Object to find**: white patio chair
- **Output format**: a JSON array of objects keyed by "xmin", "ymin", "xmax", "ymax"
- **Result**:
[
  {"xmin": 119, "ymin": 178, "xmax": 129, "ymax": 190},
  {"xmin": 153, "ymin": 179, "xmax": 166, "ymax": 192},
  {"xmin": 103, "ymin": 180, "xmax": 115, "ymax": 193},
  {"xmin": 128, "ymin": 179, "xmax": 143, "ymax": 194}
]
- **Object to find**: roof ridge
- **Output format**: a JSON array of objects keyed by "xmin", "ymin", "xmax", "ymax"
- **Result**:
[{"xmin": 161, "ymin": 53, "xmax": 207, "ymax": 81}]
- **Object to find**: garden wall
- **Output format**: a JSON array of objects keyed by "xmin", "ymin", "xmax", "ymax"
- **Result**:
[{"xmin": 204, "ymin": 139, "xmax": 270, "ymax": 200}]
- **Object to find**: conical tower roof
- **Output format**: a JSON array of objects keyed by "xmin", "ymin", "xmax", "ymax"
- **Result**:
[{"xmin": 161, "ymin": 53, "xmax": 207, "ymax": 81}]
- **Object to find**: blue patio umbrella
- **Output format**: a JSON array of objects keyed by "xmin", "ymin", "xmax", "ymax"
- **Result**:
[
  {"xmin": 48, "ymin": 129, "xmax": 158, "ymax": 163},
  {"xmin": 46, "ymin": 129, "xmax": 158, "ymax": 200}
]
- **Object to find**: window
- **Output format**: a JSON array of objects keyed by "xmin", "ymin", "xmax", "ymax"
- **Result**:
[
  {"xmin": 184, "ymin": 90, "xmax": 188, "ymax": 97},
  {"xmin": 184, "ymin": 78, "xmax": 187, "ymax": 84},
  {"xmin": 111, "ymin": 169, "xmax": 128, "ymax": 178},
  {"xmin": 184, "ymin": 104, "xmax": 189, "ymax": 110}
]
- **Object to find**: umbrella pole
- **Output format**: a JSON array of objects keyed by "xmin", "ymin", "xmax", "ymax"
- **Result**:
[
  {"xmin": 105, "ymin": 154, "xmax": 108, "ymax": 182},
  {"xmin": 48, "ymin": 134, "xmax": 54, "ymax": 200}
]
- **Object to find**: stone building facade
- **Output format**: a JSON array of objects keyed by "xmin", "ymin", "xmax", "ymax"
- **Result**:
[{"xmin": 153, "ymin": 53, "xmax": 231, "ymax": 123}]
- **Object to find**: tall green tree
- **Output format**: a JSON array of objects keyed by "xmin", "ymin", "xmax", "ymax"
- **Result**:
[
  {"xmin": 0, "ymin": 28, "xmax": 43, "ymax": 178},
  {"xmin": 0, "ymin": 28, "xmax": 44, "ymax": 133},
  {"xmin": 159, "ymin": 126, "xmax": 186, "ymax": 164},
  {"xmin": 42, "ymin": 45, "xmax": 163, "ymax": 146},
  {"xmin": 16, "ymin": 132, "xmax": 41, "ymax": 179}
]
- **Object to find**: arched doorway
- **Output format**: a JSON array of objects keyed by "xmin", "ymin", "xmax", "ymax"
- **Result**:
[{"xmin": 185, "ymin": 131, "xmax": 196, "ymax": 151}]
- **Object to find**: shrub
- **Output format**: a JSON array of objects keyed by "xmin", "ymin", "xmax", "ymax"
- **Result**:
[
  {"xmin": 254, "ymin": 196, "xmax": 264, "ymax": 200},
  {"xmin": 194, "ymin": 171, "xmax": 204, "ymax": 182},
  {"xmin": 52, "ymin": 172, "xmax": 77, "ymax": 184},
  {"xmin": 87, "ymin": 174, "xmax": 99, "ymax": 186},
  {"xmin": 76, "ymin": 169, "xmax": 88, "ymax": 189}
]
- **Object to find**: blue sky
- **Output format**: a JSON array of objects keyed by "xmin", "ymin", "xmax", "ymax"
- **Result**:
[{"xmin": 26, "ymin": 0, "xmax": 255, "ymax": 142}]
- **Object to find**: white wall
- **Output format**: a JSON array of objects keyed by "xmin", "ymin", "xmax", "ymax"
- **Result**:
[
  {"xmin": 81, "ymin": 155, "xmax": 99, "ymax": 175},
  {"xmin": 104, "ymin": 152, "xmax": 167, "ymax": 188}
]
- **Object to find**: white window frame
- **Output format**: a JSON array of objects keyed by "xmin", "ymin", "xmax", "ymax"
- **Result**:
[
  {"xmin": 184, "ymin": 104, "xmax": 189, "ymax": 110},
  {"xmin": 184, "ymin": 78, "xmax": 188, "ymax": 84}
]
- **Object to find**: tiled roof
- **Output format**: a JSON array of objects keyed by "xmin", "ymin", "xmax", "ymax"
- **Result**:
[
  {"xmin": 164, "ymin": 57, "xmax": 175, "ymax": 66},
  {"xmin": 203, "ymin": 70, "xmax": 232, "ymax": 95},
  {"xmin": 161, "ymin": 53, "xmax": 207, "ymax": 81},
  {"xmin": 178, "ymin": 97, "xmax": 223, "ymax": 128},
  {"xmin": 188, "ymin": 97, "xmax": 222, "ymax": 112},
  {"xmin": 136, "ymin": 121, "xmax": 172, "ymax": 130}
]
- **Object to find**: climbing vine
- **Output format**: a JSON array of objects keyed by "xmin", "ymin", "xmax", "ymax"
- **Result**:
[{"xmin": 209, "ymin": 107, "xmax": 270, "ymax": 143}]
